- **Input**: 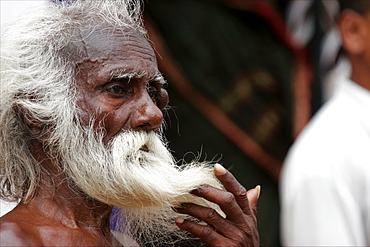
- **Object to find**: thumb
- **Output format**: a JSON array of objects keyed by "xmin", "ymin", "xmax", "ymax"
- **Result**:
[{"xmin": 247, "ymin": 185, "xmax": 261, "ymax": 215}]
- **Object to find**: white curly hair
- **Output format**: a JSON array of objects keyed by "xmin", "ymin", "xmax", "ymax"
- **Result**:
[{"xmin": 0, "ymin": 0, "xmax": 146, "ymax": 203}]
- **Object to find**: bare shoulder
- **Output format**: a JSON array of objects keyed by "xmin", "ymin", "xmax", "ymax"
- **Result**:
[
  {"xmin": 0, "ymin": 221, "xmax": 32, "ymax": 246},
  {"xmin": 0, "ymin": 214, "xmax": 42, "ymax": 246}
]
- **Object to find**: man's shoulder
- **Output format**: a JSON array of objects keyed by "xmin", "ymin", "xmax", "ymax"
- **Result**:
[
  {"xmin": 281, "ymin": 100, "xmax": 356, "ymax": 180},
  {"xmin": 0, "ymin": 219, "xmax": 41, "ymax": 246},
  {"xmin": 291, "ymin": 95, "xmax": 366, "ymax": 153}
]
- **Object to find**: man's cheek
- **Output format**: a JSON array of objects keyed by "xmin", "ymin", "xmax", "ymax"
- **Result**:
[{"xmin": 156, "ymin": 89, "xmax": 169, "ymax": 110}]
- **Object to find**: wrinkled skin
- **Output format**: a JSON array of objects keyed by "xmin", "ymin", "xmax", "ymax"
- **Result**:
[
  {"xmin": 0, "ymin": 26, "xmax": 259, "ymax": 246},
  {"xmin": 175, "ymin": 164, "xmax": 260, "ymax": 247}
]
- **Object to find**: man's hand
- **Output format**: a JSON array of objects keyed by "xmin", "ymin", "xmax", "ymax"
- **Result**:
[{"xmin": 174, "ymin": 164, "xmax": 260, "ymax": 247}]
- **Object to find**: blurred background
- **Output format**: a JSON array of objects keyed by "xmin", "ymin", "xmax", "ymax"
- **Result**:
[{"xmin": 1, "ymin": 0, "xmax": 345, "ymax": 246}]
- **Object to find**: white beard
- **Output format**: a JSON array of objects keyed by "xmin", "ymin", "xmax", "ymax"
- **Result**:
[{"xmin": 58, "ymin": 127, "xmax": 223, "ymax": 245}]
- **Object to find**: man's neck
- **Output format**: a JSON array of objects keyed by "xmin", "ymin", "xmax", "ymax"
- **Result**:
[
  {"xmin": 350, "ymin": 58, "xmax": 370, "ymax": 92},
  {"xmin": 31, "ymin": 164, "xmax": 113, "ymax": 232},
  {"xmin": 28, "ymin": 140, "xmax": 113, "ymax": 231}
]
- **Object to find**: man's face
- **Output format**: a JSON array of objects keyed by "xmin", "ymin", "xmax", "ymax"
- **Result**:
[
  {"xmin": 73, "ymin": 27, "xmax": 169, "ymax": 143},
  {"xmin": 56, "ymin": 25, "xmax": 220, "ymax": 227}
]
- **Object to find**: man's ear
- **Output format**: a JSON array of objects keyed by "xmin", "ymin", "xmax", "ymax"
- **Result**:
[
  {"xmin": 338, "ymin": 10, "xmax": 368, "ymax": 55},
  {"xmin": 16, "ymin": 106, "xmax": 43, "ymax": 137}
]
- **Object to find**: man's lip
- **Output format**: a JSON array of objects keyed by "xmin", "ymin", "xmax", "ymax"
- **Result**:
[{"xmin": 140, "ymin": 145, "xmax": 149, "ymax": 152}]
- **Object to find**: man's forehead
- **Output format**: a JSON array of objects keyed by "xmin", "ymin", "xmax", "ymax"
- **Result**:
[
  {"xmin": 67, "ymin": 25, "xmax": 161, "ymax": 84},
  {"xmin": 66, "ymin": 26, "xmax": 156, "ymax": 64}
]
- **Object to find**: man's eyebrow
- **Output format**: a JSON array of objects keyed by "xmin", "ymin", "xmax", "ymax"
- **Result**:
[
  {"xmin": 151, "ymin": 73, "xmax": 166, "ymax": 85},
  {"xmin": 109, "ymin": 70, "xmax": 143, "ymax": 80},
  {"xmin": 109, "ymin": 69, "xmax": 166, "ymax": 85}
]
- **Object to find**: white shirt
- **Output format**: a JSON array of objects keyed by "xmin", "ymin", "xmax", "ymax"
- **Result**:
[{"xmin": 280, "ymin": 77, "xmax": 370, "ymax": 246}]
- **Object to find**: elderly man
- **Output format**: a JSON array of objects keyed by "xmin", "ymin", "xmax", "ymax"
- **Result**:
[{"xmin": 0, "ymin": 0, "xmax": 260, "ymax": 246}]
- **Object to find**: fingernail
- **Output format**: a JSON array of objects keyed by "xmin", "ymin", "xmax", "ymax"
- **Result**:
[
  {"xmin": 175, "ymin": 217, "xmax": 184, "ymax": 224},
  {"xmin": 214, "ymin": 163, "xmax": 227, "ymax": 175},
  {"xmin": 190, "ymin": 188, "xmax": 200, "ymax": 195},
  {"xmin": 175, "ymin": 203, "xmax": 187, "ymax": 209},
  {"xmin": 172, "ymin": 206, "xmax": 182, "ymax": 212},
  {"xmin": 255, "ymin": 185, "xmax": 261, "ymax": 199}
]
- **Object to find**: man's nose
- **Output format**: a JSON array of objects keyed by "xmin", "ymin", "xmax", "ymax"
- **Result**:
[{"xmin": 130, "ymin": 94, "xmax": 164, "ymax": 132}]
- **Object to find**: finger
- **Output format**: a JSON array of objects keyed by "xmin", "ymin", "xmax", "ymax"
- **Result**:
[
  {"xmin": 213, "ymin": 164, "xmax": 252, "ymax": 215},
  {"xmin": 247, "ymin": 185, "xmax": 261, "ymax": 215},
  {"xmin": 190, "ymin": 184, "xmax": 245, "ymax": 224},
  {"xmin": 175, "ymin": 217, "xmax": 228, "ymax": 246},
  {"xmin": 174, "ymin": 202, "xmax": 236, "ymax": 234}
]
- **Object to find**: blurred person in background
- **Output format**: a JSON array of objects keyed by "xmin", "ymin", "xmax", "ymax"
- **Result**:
[{"xmin": 280, "ymin": 0, "xmax": 370, "ymax": 245}]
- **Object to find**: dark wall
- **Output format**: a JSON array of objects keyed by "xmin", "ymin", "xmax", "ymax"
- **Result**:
[{"xmin": 145, "ymin": 0, "xmax": 296, "ymax": 246}]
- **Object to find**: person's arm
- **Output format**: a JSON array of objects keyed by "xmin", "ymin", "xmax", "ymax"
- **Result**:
[{"xmin": 174, "ymin": 164, "xmax": 260, "ymax": 247}]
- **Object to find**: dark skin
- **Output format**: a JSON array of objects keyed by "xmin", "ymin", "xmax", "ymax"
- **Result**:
[
  {"xmin": 338, "ymin": 9, "xmax": 370, "ymax": 90},
  {"xmin": 0, "ymin": 27, "xmax": 260, "ymax": 246}
]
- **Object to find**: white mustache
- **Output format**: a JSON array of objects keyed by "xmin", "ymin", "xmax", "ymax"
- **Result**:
[{"xmin": 59, "ymin": 127, "xmax": 223, "ymax": 245}]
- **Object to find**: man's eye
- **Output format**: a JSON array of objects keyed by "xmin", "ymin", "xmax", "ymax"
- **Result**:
[
  {"xmin": 147, "ymin": 84, "xmax": 161, "ymax": 101},
  {"xmin": 107, "ymin": 85, "xmax": 124, "ymax": 95}
]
